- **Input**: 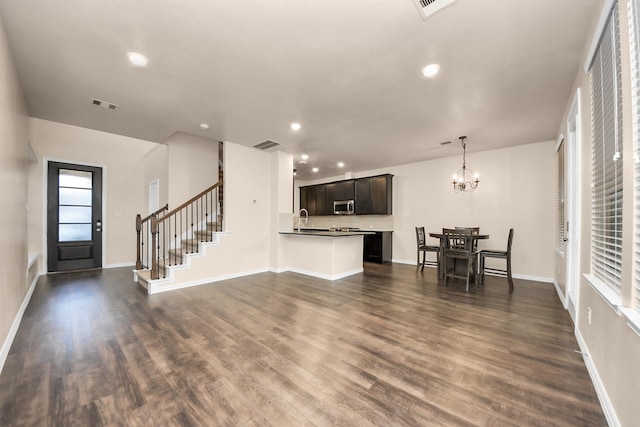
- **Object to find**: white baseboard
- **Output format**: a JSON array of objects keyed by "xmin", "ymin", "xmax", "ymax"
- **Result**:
[
  {"xmin": 392, "ymin": 259, "xmax": 553, "ymax": 283},
  {"xmin": 148, "ymin": 267, "xmax": 271, "ymax": 295},
  {"xmin": 0, "ymin": 273, "xmax": 39, "ymax": 375},
  {"xmin": 553, "ymin": 280, "xmax": 568, "ymax": 309},
  {"xmin": 574, "ymin": 328, "xmax": 620, "ymax": 427},
  {"xmin": 104, "ymin": 262, "xmax": 136, "ymax": 269}
]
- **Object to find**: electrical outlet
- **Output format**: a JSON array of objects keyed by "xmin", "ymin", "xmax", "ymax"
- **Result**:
[{"xmin": 587, "ymin": 307, "xmax": 592, "ymax": 325}]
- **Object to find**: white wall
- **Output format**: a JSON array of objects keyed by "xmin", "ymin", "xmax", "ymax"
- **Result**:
[
  {"xmin": 165, "ymin": 132, "xmax": 218, "ymax": 207},
  {"xmin": 0, "ymin": 15, "xmax": 30, "ymax": 371},
  {"xmin": 214, "ymin": 141, "xmax": 272, "ymax": 273},
  {"xmin": 555, "ymin": 1, "xmax": 640, "ymax": 425},
  {"xmin": 297, "ymin": 140, "xmax": 556, "ymax": 280},
  {"xmin": 28, "ymin": 118, "xmax": 159, "ymax": 268}
]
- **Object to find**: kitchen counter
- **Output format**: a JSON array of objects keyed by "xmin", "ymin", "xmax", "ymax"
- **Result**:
[
  {"xmin": 279, "ymin": 230, "xmax": 367, "ymax": 280},
  {"xmin": 279, "ymin": 229, "xmax": 375, "ymax": 237}
]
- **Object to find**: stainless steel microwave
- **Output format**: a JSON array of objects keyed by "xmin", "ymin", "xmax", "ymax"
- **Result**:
[{"xmin": 334, "ymin": 200, "xmax": 354, "ymax": 215}]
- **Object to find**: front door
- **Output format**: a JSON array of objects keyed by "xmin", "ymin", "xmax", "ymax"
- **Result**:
[{"xmin": 47, "ymin": 161, "xmax": 103, "ymax": 272}]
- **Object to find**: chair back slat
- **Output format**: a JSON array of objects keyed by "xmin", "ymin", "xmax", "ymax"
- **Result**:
[
  {"xmin": 443, "ymin": 228, "xmax": 474, "ymax": 255},
  {"xmin": 416, "ymin": 226, "xmax": 426, "ymax": 246}
]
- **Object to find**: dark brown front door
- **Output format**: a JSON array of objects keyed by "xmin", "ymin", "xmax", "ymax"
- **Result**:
[{"xmin": 47, "ymin": 161, "xmax": 103, "ymax": 272}]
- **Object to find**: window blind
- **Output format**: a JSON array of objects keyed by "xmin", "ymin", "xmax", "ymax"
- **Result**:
[
  {"xmin": 590, "ymin": 4, "xmax": 624, "ymax": 295},
  {"xmin": 630, "ymin": 0, "xmax": 640, "ymax": 313},
  {"xmin": 557, "ymin": 140, "xmax": 566, "ymax": 252}
]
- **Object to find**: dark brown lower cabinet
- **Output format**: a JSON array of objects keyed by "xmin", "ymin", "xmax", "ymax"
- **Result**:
[{"xmin": 363, "ymin": 231, "xmax": 392, "ymax": 263}]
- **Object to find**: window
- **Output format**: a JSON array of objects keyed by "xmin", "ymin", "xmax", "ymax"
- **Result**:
[
  {"xmin": 557, "ymin": 138, "xmax": 566, "ymax": 252},
  {"xmin": 630, "ymin": 0, "xmax": 640, "ymax": 313},
  {"xmin": 589, "ymin": 3, "xmax": 624, "ymax": 295}
]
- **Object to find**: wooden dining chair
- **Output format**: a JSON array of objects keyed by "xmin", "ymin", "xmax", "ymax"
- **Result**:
[
  {"xmin": 443, "ymin": 228, "xmax": 478, "ymax": 291},
  {"xmin": 455, "ymin": 226, "xmax": 480, "ymax": 250},
  {"xmin": 479, "ymin": 228, "xmax": 514, "ymax": 292},
  {"xmin": 415, "ymin": 226, "xmax": 440, "ymax": 274}
]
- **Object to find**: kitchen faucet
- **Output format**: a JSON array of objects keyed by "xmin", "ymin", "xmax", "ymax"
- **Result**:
[{"xmin": 298, "ymin": 208, "xmax": 309, "ymax": 233}]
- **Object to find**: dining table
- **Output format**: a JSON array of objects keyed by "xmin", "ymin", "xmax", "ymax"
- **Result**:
[{"xmin": 429, "ymin": 231, "xmax": 490, "ymax": 280}]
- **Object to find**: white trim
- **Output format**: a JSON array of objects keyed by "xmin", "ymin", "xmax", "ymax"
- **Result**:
[
  {"xmin": 553, "ymin": 280, "xmax": 568, "ymax": 308},
  {"xmin": 27, "ymin": 252, "xmax": 39, "ymax": 269},
  {"xmin": 575, "ymin": 328, "xmax": 621, "ymax": 427},
  {"xmin": 585, "ymin": 0, "xmax": 617, "ymax": 72},
  {"xmin": 148, "ymin": 267, "xmax": 271, "ymax": 294},
  {"xmin": 104, "ymin": 262, "xmax": 136, "ymax": 269},
  {"xmin": 0, "ymin": 273, "xmax": 39, "ymax": 375},
  {"xmin": 43, "ymin": 157, "xmax": 108, "ymax": 271},
  {"xmin": 555, "ymin": 133, "xmax": 564, "ymax": 152},
  {"xmin": 566, "ymin": 88, "xmax": 582, "ymax": 324},
  {"xmin": 620, "ymin": 307, "xmax": 640, "ymax": 338}
]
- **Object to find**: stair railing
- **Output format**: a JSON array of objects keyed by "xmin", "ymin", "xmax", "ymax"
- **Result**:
[
  {"xmin": 140, "ymin": 181, "xmax": 223, "ymax": 280},
  {"xmin": 135, "ymin": 204, "xmax": 169, "ymax": 270}
]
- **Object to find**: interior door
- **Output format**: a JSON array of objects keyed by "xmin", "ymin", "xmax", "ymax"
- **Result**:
[
  {"xmin": 47, "ymin": 161, "xmax": 103, "ymax": 272},
  {"xmin": 565, "ymin": 90, "xmax": 582, "ymax": 323}
]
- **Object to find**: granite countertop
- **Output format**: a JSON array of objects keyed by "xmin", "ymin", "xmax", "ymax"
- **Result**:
[{"xmin": 279, "ymin": 228, "xmax": 376, "ymax": 237}]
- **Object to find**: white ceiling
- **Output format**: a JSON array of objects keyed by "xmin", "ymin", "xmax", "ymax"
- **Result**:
[{"xmin": 0, "ymin": 0, "xmax": 601, "ymax": 179}]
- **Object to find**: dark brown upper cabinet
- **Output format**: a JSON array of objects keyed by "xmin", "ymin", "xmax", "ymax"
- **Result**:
[
  {"xmin": 355, "ymin": 174, "xmax": 393, "ymax": 215},
  {"xmin": 325, "ymin": 180, "xmax": 355, "ymax": 204},
  {"xmin": 299, "ymin": 174, "xmax": 392, "ymax": 216},
  {"xmin": 299, "ymin": 184, "xmax": 330, "ymax": 216}
]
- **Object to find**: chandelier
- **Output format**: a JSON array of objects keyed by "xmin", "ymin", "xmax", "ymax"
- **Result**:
[{"xmin": 452, "ymin": 136, "xmax": 479, "ymax": 193}]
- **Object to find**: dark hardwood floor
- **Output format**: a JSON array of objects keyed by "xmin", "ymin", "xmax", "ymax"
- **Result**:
[{"xmin": 0, "ymin": 264, "xmax": 606, "ymax": 426}]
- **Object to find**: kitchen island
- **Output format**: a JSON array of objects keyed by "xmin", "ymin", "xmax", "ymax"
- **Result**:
[{"xmin": 279, "ymin": 229, "xmax": 374, "ymax": 280}]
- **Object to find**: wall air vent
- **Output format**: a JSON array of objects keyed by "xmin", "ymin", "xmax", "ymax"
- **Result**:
[
  {"xmin": 91, "ymin": 98, "xmax": 119, "ymax": 111},
  {"xmin": 253, "ymin": 140, "xmax": 280, "ymax": 150},
  {"xmin": 413, "ymin": 0, "xmax": 458, "ymax": 20}
]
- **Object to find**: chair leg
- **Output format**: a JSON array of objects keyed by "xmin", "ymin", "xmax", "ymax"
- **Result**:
[
  {"xmin": 444, "ymin": 257, "xmax": 448, "ymax": 287},
  {"xmin": 465, "ymin": 258, "xmax": 472, "ymax": 292},
  {"xmin": 507, "ymin": 255, "xmax": 514, "ymax": 292},
  {"xmin": 480, "ymin": 253, "xmax": 485, "ymax": 285}
]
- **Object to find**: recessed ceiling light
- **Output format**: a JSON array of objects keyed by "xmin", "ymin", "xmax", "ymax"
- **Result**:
[
  {"xmin": 312, "ymin": 167, "xmax": 319, "ymax": 173},
  {"xmin": 301, "ymin": 154, "xmax": 309, "ymax": 160},
  {"xmin": 291, "ymin": 122, "xmax": 301, "ymax": 131},
  {"xmin": 127, "ymin": 52, "xmax": 149, "ymax": 67},
  {"xmin": 200, "ymin": 123, "xmax": 209, "ymax": 130},
  {"xmin": 337, "ymin": 162, "xmax": 345, "ymax": 168},
  {"xmin": 422, "ymin": 63, "xmax": 440, "ymax": 78}
]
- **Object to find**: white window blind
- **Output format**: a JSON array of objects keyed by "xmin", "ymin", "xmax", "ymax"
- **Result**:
[
  {"xmin": 630, "ymin": 0, "xmax": 640, "ymax": 313},
  {"xmin": 557, "ymin": 140, "xmax": 566, "ymax": 252},
  {"xmin": 590, "ymin": 3, "xmax": 624, "ymax": 295}
]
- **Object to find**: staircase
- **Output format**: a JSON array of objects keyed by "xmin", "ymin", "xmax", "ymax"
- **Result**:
[{"xmin": 134, "ymin": 180, "xmax": 225, "ymax": 294}]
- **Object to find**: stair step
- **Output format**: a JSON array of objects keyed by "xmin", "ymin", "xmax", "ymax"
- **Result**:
[
  {"xmin": 194, "ymin": 229, "xmax": 214, "ymax": 240},
  {"xmin": 167, "ymin": 248, "xmax": 189, "ymax": 263},
  {"xmin": 182, "ymin": 239, "xmax": 200, "ymax": 250},
  {"xmin": 207, "ymin": 221, "xmax": 221, "ymax": 231}
]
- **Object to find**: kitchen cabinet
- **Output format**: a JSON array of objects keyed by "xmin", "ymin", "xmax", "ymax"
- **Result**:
[
  {"xmin": 326, "ymin": 180, "xmax": 355, "ymax": 203},
  {"xmin": 300, "ymin": 174, "xmax": 391, "ymax": 216},
  {"xmin": 355, "ymin": 174, "xmax": 393, "ymax": 215},
  {"xmin": 300, "ymin": 184, "xmax": 329, "ymax": 216},
  {"xmin": 363, "ymin": 231, "xmax": 392, "ymax": 263}
]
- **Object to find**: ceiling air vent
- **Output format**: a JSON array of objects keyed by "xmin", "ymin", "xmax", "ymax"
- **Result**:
[
  {"xmin": 413, "ymin": 0, "xmax": 458, "ymax": 20},
  {"xmin": 91, "ymin": 98, "xmax": 119, "ymax": 111},
  {"xmin": 253, "ymin": 140, "xmax": 280, "ymax": 150}
]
